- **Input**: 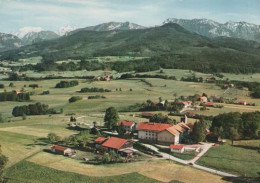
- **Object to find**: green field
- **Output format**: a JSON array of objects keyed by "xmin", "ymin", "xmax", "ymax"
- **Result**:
[
  {"xmin": 1, "ymin": 68, "xmax": 260, "ymax": 182},
  {"xmin": 197, "ymin": 140, "xmax": 260, "ymax": 177},
  {"xmin": 5, "ymin": 161, "xmax": 161, "ymax": 183}
]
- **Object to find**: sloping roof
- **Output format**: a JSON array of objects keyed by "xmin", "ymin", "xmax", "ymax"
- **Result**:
[
  {"xmin": 177, "ymin": 101, "xmax": 192, "ymax": 106},
  {"xmin": 119, "ymin": 120, "xmax": 135, "ymax": 127},
  {"xmin": 137, "ymin": 122, "xmax": 172, "ymax": 132},
  {"xmin": 170, "ymin": 144, "xmax": 184, "ymax": 150},
  {"xmin": 101, "ymin": 137, "xmax": 128, "ymax": 150},
  {"xmin": 51, "ymin": 145, "xmax": 69, "ymax": 151},
  {"xmin": 94, "ymin": 137, "xmax": 107, "ymax": 144},
  {"xmin": 178, "ymin": 122, "xmax": 190, "ymax": 130},
  {"xmin": 204, "ymin": 102, "xmax": 216, "ymax": 106},
  {"xmin": 166, "ymin": 126, "xmax": 180, "ymax": 136}
]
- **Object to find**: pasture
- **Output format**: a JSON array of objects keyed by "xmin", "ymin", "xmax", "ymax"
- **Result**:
[{"xmin": 197, "ymin": 140, "xmax": 260, "ymax": 177}]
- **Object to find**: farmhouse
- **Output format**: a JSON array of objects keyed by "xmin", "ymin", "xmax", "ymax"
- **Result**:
[
  {"xmin": 137, "ymin": 122, "xmax": 190, "ymax": 145},
  {"xmin": 94, "ymin": 137, "xmax": 134, "ymax": 156},
  {"xmin": 238, "ymin": 100, "xmax": 247, "ymax": 105},
  {"xmin": 198, "ymin": 96, "xmax": 208, "ymax": 103},
  {"xmin": 118, "ymin": 120, "xmax": 136, "ymax": 132},
  {"xmin": 177, "ymin": 101, "xmax": 192, "ymax": 108},
  {"xmin": 12, "ymin": 89, "xmax": 21, "ymax": 94},
  {"xmin": 204, "ymin": 102, "xmax": 216, "ymax": 107},
  {"xmin": 50, "ymin": 145, "xmax": 72, "ymax": 156}
]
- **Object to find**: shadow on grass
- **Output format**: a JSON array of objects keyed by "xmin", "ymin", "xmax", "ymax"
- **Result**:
[
  {"xmin": 222, "ymin": 176, "xmax": 260, "ymax": 183},
  {"xmin": 26, "ymin": 137, "xmax": 49, "ymax": 147},
  {"xmin": 232, "ymin": 145, "xmax": 260, "ymax": 151}
]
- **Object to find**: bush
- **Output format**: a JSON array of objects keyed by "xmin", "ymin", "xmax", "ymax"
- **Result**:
[
  {"xmin": 0, "ymin": 84, "xmax": 4, "ymax": 89},
  {"xmin": 88, "ymin": 95, "xmax": 106, "ymax": 99},
  {"xmin": 0, "ymin": 92, "xmax": 30, "ymax": 102},
  {"xmin": 41, "ymin": 90, "xmax": 50, "ymax": 95},
  {"xmin": 55, "ymin": 80, "xmax": 79, "ymax": 88},
  {"xmin": 28, "ymin": 84, "xmax": 39, "ymax": 88},
  {"xmin": 80, "ymin": 87, "xmax": 111, "ymax": 93},
  {"xmin": 69, "ymin": 96, "xmax": 82, "ymax": 103}
]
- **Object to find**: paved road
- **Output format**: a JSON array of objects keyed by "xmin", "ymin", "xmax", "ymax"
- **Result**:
[
  {"xmin": 141, "ymin": 143, "xmax": 237, "ymax": 178},
  {"xmin": 188, "ymin": 143, "xmax": 213, "ymax": 164}
]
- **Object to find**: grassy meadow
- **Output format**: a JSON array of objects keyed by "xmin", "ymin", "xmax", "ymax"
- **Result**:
[
  {"xmin": 0, "ymin": 68, "xmax": 260, "ymax": 182},
  {"xmin": 197, "ymin": 140, "xmax": 260, "ymax": 177}
]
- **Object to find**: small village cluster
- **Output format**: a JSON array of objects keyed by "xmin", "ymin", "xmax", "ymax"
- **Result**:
[{"xmin": 50, "ymin": 114, "xmax": 198, "ymax": 158}]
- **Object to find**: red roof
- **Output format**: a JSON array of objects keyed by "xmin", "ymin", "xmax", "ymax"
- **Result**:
[
  {"xmin": 137, "ymin": 122, "xmax": 172, "ymax": 132},
  {"xmin": 94, "ymin": 137, "xmax": 107, "ymax": 144},
  {"xmin": 51, "ymin": 145, "xmax": 69, "ymax": 151},
  {"xmin": 204, "ymin": 102, "xmax": 216, "ymax": 106},
  {"xmin": 170, "ymin": 144, "xmax": 184, "ymax": 150},
  {"xmin": 101, "ymin": 137, "xmax": 128, "ymax": 150},
  {"xmin": 119, "ymin": 120, "xmax": 135, "ymax": 127},
  {"xmin": 238, "ymin": 101, "xmax": 246, "ymax": 104},
  {"xmin": 166, "ymin": 126, "xmax": 180, "ymax": 136}
]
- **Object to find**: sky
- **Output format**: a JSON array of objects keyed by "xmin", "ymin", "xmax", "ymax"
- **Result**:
[{"xmin": 0, "ymin": 0, "xmax": 260, "ymax": 34}]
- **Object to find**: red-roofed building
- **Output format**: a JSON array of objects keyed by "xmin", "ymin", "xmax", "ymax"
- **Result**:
[
  {"xmin": 204, "ymin": 102, "xmax": 216, "ymax": 107},
  {"xmin": 50, "ymin": 145, "xmax": 72, "ymax": 156},
  {"xmin": 141, "ymin": 112, "xmax": 155, "ymax": 118},
  {"xmin": 177, "ymin": 101, "xmax": 192, "ymax": 108},
  {"xmin": 118, "ymin": 120, "xmax": 136, "ymax": 132},
  {"xmin": 170, "ymin": 144, "xmax": 184, "ymax": 153},
  {"xmin": 137, "ymin": 122, "xmax": 190, "ymax": 145},
  {"xmin": 238, "ymin": 101, "xmax": 247, "ymax": 105},
  {"xmin": 198, "ymin": 96, "xmax": 208, "ymax": 103},
  {"xmin": 94, "ymin": 137, "xmax": 134, "ymax": 156}
]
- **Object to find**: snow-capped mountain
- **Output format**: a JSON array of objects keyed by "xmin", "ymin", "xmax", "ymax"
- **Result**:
[
  {"xmin": 0, "ymin": 33, "xmax": 22, "ymax": 52},
  {"xmin": 70, "ymin": 21, "xmax": 146, "ymax": 35},
  {"xmin": 57, "ymin": 25, "xmax": 75, "ymax": 36},
  {"xmin": 16, "ymin": 27, "xmax": 43, "ymax": 39},
  {"xmin": 163, "ymin": 18, "xmax": 260, "ymax": 42},
  {"xmin": 22, "ymin": 31, "xmax": 60, "ymax": 45}
]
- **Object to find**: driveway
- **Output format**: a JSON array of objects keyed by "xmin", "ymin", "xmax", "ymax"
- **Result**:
[{"xmin": 140, "ymin": 142, "xmax": 237, "ymax": 178}]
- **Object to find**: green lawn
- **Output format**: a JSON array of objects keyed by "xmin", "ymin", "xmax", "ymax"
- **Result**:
[
  {"xmin": 197, "ymin": 140, "xmax": 260, "ymax": 177},
  {"xmin": 5, "ymin": 161, "xmax": 162, "ymax": 183},
  {"xmin": 171, "ymin": 151, "xmax": 197, "ymax": 161}
]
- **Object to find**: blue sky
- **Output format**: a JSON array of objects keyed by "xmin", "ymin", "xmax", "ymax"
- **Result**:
[{"xmin": 1, "ymin": 0, "xmax": 260, "ymax": 33}]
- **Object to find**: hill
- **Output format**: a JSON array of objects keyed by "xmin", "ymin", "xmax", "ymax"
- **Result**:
[
  {"xmin": 1, "ymin": 23, "xmax": 260, "ymax": 73},
  {"xmin": 0, "ymin": 33, "xmax": 22, "ymax": 52}
]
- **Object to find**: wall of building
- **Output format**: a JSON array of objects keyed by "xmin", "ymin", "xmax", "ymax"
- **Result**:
[
  {"xmin": 138, "ymin": 130, "xmax": 157, "ymax": 142},
  {"xmin": 157, "ymin": 130, "xmax": 179, "ymax": 145}
]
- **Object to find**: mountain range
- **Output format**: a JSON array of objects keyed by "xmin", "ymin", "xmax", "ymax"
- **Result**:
[{"xmin": 164, "ymin": 18, "xmax": 260, "ymax": 42}]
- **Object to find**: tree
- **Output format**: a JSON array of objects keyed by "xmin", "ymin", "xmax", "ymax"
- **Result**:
[
  {"xmin": 117, "ymin": 123, "xmax": 126, "ymax": 136},
  {"xmin": 173, "ymin": 93, "xmax": 178, "ymax": 101},
  {"xmin": 9, "ymin": 82, "xmax": 14, "ymax": 87},
  {"xmin": 104, "ymin": 107, "xmax": 119, "ymax": 129},
  {"xmin": 0, "ymin": 145, "xmax": 8, "ymax": 181},
  {"xmin": 192, "ymin": 120, "xmax": 206, "ymax": 143},
  {"xmin": 47, "ymin": 133, "xmax": 61, "ymax": 143},
  {"xmin": 158, "ymin": 97, "xmax": 162, "ymax": 102},
  {"xmin": 229, "ymin": 127, "xmax": 240, "ymax": 145},
  {"xmin": 0, "ymin": 114, "xmax": 4, "ymax": 123}
]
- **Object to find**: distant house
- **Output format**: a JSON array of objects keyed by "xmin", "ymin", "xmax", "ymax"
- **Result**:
[
  {"xmin": 170, "ymin": 144, "xmax": 184, "ymax": 153},
  {"xmin": 94, "ymin": 137, "xmax": 134, "ymax": 157},
  {"xmin": 177, "ymin": 101, "xmax": 192, "ymax": 108},
  {"xmin": 141, "ymin": 112, "xmax": 155, "ymax": 119},
  {"xmin": 50, "ymin": 145, "xmax": 72, "ymax": 156},
  {"xmin": 12, "ymin": 89, "xmax": 21, "ymax": 94},
  {"xmin": 104, "ymin": 75, "xmax": 110, "ymax": 82},
  {"xmin": 204, "ymin": 102, "xmax": 216, "ymax": 107},
  {"xmin": 238, "ymin": 101, "xmax": 247, "ymax": 105},
  {"xmin": 118, "ymin": 120, "xmax": 136, "ymax": 132},
  {"xmin": 137, "ymin": 122, "xmax": 190, "ymax": 145},
  {"xmin": 198, "ymin": 96, "xmax": 208, "ymax": 103}
]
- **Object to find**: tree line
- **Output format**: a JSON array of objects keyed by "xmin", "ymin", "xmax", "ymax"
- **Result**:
[
  {"xmin": 12, "ymin": 103, "xmax": 58, "ymax": 117},
  {"xmin": 79, "ymin": 87, "xmax": 111, "ymax": 93},
  {"xmin": 0, "ymin": 92, "xmax": 30, "ymax": 102},
  {"xmin": 55, "ymin": 80, "xmax": 79, "ymax": 88}
]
